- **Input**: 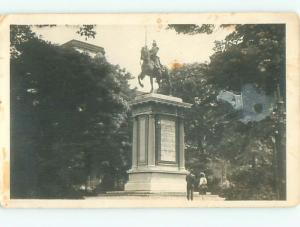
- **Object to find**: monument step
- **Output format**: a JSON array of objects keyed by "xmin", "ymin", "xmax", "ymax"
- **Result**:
[{"xmin": 86, "ymin": 191, "xmax": 224, "ymax": 201}]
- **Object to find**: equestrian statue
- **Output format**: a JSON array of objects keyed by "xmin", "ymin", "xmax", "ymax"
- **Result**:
[{"xmin": 138, "ymin": 40, "xmax": 172, "ymax": 94}]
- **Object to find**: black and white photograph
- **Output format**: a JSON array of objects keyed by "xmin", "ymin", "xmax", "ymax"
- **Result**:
[{"xmin": 0, "ymin": 13, "xmax": 299, "ymax": 208}]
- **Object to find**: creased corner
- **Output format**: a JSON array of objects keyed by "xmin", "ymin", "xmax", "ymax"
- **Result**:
[{"xmin": 0, "ymin": 15, "xmax": 7, "ymax": 26}]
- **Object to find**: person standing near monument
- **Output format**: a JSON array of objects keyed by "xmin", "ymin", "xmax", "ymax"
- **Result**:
[
  {"xmin": 198, "ymin": 172, "xmax": 208, "ymax": 196},
  {"xmin": 186, "ymin": 170, "xmax": 196, "ymax": 201}
]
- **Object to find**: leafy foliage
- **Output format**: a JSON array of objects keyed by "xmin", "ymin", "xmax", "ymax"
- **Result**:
[
  {"xmin": 210, "ymin": 24, "xmax": 285, "ymax": 95},
  {"xmin": 167, "ymin": 24, "xmax": 215, "ymax": 35},
  {"xmin": 10, "ymin": 26, "xmax": 134, "ymax": 198},
  {"xmin": 76, "ymin": 25, "xmax": 97, "ymax": 40},
  {"xmin": 165, "ymin": 24, "xmax": 286, "ymax": 200},
  {"xmin": 10, "ymin": 25, "xmax": 36, "ymax": 58}
]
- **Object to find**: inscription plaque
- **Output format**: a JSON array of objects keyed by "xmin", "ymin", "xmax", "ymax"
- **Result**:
[{"xmin": 160, "ymin": 119, "xmax": 176, "ymax": 162}]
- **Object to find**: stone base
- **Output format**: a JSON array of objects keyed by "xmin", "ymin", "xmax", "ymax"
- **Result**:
[{"xmin": 125, "ymin": 169, "xmax": 188, "ymax": 193}]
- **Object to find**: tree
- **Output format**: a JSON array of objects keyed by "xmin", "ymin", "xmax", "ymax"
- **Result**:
[
  {"xmin": 76, "ymin": 25, "xmax": 97, "ymax": 40},
  {"xmin": 169, "ymin": 24, "xmax": 285, "ymax": 95},
  {"xmin": 10, "ymin": 24, "xmax": 97, "ymax": 58},
  {"xmin": 166, "ymin": 24, "xmax": 286, "ymax": 200},
  {"xmin": 10, "ymin": 25, "xmax": 134, "ymax": 198},
  {"xmin": 167, "ymin": 24, "xmax": 215, "ymax": 35}
]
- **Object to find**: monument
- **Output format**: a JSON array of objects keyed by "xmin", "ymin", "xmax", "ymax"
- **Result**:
[
  {"xmin": 124, "ymin": 93, "xmax": 192, "ymax": 193},
  {"xmin": 125, "ymin": 41, "xmax": 192, "ymax": 193}
]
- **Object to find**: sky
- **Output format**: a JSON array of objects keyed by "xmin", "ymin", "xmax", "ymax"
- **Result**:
[{"xmin": 33, "ymin": 25, "xmax": 232, "ymax": 92}]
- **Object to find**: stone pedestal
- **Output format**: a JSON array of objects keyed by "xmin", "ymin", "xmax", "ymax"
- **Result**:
[{"xmin": 125, "ymin": 93, "xmax": 192, "ymax": 193}]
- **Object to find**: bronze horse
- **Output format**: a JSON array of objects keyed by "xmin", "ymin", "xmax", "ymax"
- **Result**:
[{"xmin": 138, "ymin": 46, "xmax": 171, "ymax": 94}]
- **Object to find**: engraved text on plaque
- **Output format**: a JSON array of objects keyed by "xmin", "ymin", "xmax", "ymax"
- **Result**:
[{"xmin": 160, "ymin": 119, "xmax": 176, "ymax": 162}]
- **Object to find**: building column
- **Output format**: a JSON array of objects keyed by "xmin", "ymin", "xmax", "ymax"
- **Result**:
[
  {"xmin": 147, "ymin": 114, "xmax": 156, "ymax": 167},
  {"xmin": 131, "ymin": 117, "xmax": 138, "ymax": 169},
  {"xmin": 179, "ymin": 118, "xmax": 185, "ymax": 170}
]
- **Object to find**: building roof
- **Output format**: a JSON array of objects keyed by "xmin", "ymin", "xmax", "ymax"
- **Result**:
[{"xmin": 61, "ymin": 39, "xmax": 105, "ymax": 54}]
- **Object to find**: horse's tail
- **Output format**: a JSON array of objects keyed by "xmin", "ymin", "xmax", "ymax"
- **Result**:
[
  {"xmin": 163, "ymin": 67, "xmax": 172, "ymax": 95},
  {"xmin": 138, "ymin": 74, "xmax": 144, "ymax": 88}
]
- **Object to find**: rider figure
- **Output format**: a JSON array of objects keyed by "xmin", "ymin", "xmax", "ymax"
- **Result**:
[
  {"xmin": 138, "ymin": 40, "xmax": 171, "ymax": 94},
  {"xmin": 149, "ymin": 40, "xmax": 162, "ymax": 72}
]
